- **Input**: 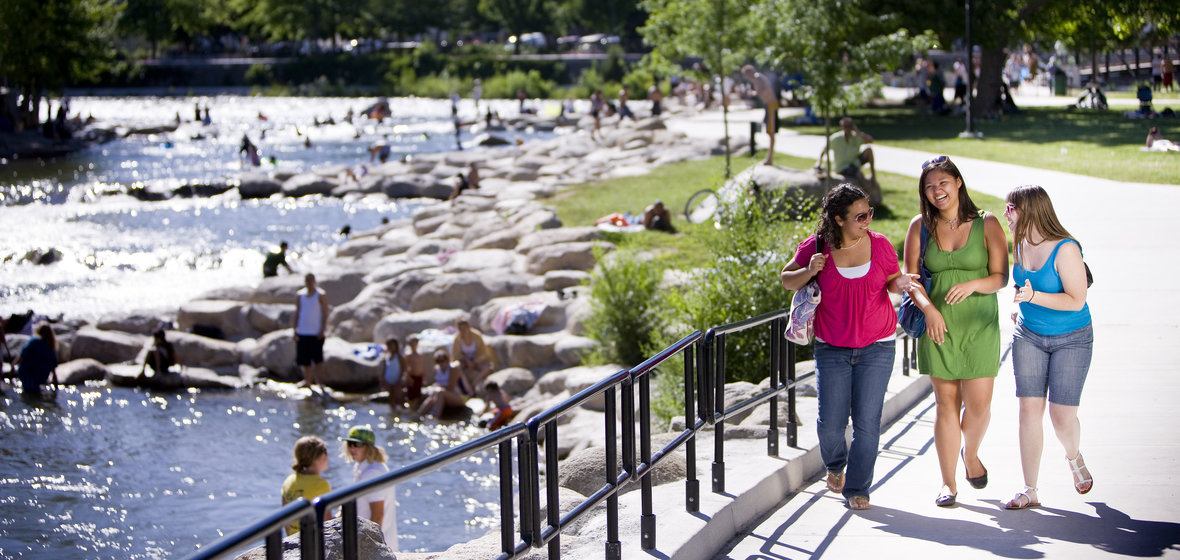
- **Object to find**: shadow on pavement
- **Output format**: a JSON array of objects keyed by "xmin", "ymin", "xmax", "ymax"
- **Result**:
[{"xmin": 975, "ymin": 500, "xmax": 1180, "ymax": 557}]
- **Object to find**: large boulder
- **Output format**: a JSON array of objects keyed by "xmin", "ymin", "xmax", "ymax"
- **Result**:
[
  {"xmin": 282, "ymin": 173, "xmax": 338, "ymax": 197},
  {"xmin": 409, "ymin": 273, "xmax": 492, "ymax": 312},
  {"xmin": 719, "ymin": 163, "xmax": 841, "ymax": 207},
  {"xmin": 484, "ymin": 367, "xmax": 536, "ymax": 397},
  {"xmin": 553, "ymin": 336, "xmax": 596, "ymax": 367},
  {"xmin": 247, "ymin": 303, "xmax": 296, "ymax": 334},
  {"xmin": 541, "ymin": 270, "xmax": 590, "ymax": 291},
  {"xmin": 487, "ymin": 333, "xmax": 561, "ymax": 370},
  {"xmin": 237, "ymin": 172, "xmax": 282, "ymax": 199},
  {"xmin": 244, "ymin": 330, "xmax": 299, "ymax": 381},
  {"xmin": 107, "ymin": 364, "xmax": 244, "ymax": 390},
  {"xmin": 320, "ymin": 338, "xmax": 382, "ymax": 391},
  {"xmin": 372, "ymin": 308, "xmax": 467, "ymax": 347},
  {"xmin": 56, "ymin": 358, "xmax": 110, "ymax": 385},
  {"xmin": 168, "ymin": 330, "xmax": 241, "ymax": 368},
  {"xmin": 557, "ymin": 432, "xmax": 686, "ymax": 498},
  {"xmin": 251, "ymin": 270, "xmax": 366, "ymax": 307},
  {"xmin": 516, "ymin": 227, "xmax": 604, "ymax": 254},
  {"xmin": 70, "ymin": 327, "xmax": 146, "ymax": 364},
  {"xmin": 236, "ymin": 517, "xmax": 395, "ymax": 560},
  {"xmin": 177, "ymin": 300, "xmax": 252, "ymax": 339},
  {"xmin": 722, "ymin": 381, "xmax": 763, "ymax": 425},
  {"xmin": 561, "ymin": 365, "xmax": 627, "ymax": 411},
  {"xmin": 96, "ymin": 314, "xmax": 168, "ymax": 335},
  {"xmin": 525, "ymin": 241, "xmax": 613, "ymax": 275},
  {"xmin": 442, "ymin": 249, "xmax": 517, "ymax": 273}
]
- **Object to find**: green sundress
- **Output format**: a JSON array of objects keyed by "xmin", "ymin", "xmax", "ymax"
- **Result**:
[{"xmin": 918, "ymin": 212, "xmax": 1000, "ymax": 379}]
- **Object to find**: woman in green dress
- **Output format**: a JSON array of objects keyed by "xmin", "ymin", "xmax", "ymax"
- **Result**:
[{"xmin": 902, "ymin": 156, "xmax": 1008, "ymax": 507}]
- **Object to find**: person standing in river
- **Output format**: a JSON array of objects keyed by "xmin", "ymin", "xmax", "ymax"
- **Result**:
[
  {"xmin": 262, "ymin": 241, "xmax": 292, "ymax": 278},
  {"xmin": 294, "ymin": 274, "xmax": 330, "ymax": 396},
  {"xmin": 15, "ymin": 322, "xmax": 58, "ymax": 398}
]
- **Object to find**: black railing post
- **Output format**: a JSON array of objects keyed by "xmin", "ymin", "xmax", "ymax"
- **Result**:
[
  {"xmin": 749, "ymin": 121, "xmax": 758, "ymax": 156},
  {"xmin": 685, "ymin": 342, "xmax": 700, "ymax": 513},
  {"xmin": 300, "ymin": 511, "xmax": 321, "ymax": 560},
  {"xmin": 545, "ymin": 422, "xmax": 560, "ymax": 559},
  {"xmin": 341, "ymin": 501, "xmax": 358, "ymax": 560},
  {"xmin": 787, "ymin": 342, "xmax": 798, "ymax": 448},
  {"xmin": 700, "ymin": 334, "xmax": 714, "ymax": 423},
  {"xmin": 605, "ymin": 386, "xmax": 621, "ymax": 560},
  {"xmin": 265, "ymin": 531, "xmax": 281, "ymax": 560},
  {"xmin": 767, "ymin": 318, "xmax": 780, "ymax": 457},
  {"xmin": 639, "ymin": 367, "xmax": 655, "ymax": 549},
  {"xmin": 910, "ymin": 337, "xmax": 918, "ymax": 370},
  {"xmin": 712, "ymin": 332, "xmax": 726, "ymax": 494},
  {"xmin": 520, "ymin": 431, "xmax": 537, "ymax": 549},
  {"xmin": 498, "ymin": 439, "xmax": 514, "ymax": 556}
]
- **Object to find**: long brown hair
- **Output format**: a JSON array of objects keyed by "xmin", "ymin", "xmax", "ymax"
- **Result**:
[
  {"xmin": 1006, "ymin": 185, "xmax": 1078, "ymax": 267},
  {"xmin": 816, "ymin": 183, "xmax": 868, "ymax": 249},
  {"xmin": 918, "ymin": 156, "xmax": 980, "ymax": 242}
]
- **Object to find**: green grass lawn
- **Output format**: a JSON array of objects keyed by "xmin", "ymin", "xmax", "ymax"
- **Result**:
[
  {"xmin": 549, "ymin": 151, "xmax": 1006, "ymax": 270},
  {"xmin": 789, "ymin": 106, "xmax": 1180, "ymax": 185}
]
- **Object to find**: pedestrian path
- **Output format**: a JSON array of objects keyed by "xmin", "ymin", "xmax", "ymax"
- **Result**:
[{"xmin": 655, "ymin": 107, "xmax": 1180, "ymax": 559}]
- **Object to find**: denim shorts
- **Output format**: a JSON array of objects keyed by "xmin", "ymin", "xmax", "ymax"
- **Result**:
[{"xmin": 1012, "ymin": 322, "xmax": 1093, "ymax": 406}]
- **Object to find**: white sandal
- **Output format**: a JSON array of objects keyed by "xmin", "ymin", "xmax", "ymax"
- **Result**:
[
  {"xmin": 1068, "ymin": 452, "xmax": 1093, "ymax": 494},
  {"xmin": 1005, "ymin": 486, "xmax": 1040, "ymax": 510}
]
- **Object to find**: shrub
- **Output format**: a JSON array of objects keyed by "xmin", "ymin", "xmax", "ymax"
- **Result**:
[
  {"xmin": 668, "ymin": 185, "xmax": 817, "ymax": 384},
  {"xmin": 583, "ymin": 249, "xmax": 665, "ymax": 368},
  {"xmin": 482, "ymin": 70, "xmax": 556, "ymax": 99}
]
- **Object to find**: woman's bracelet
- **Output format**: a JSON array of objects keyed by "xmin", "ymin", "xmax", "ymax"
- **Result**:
[{"xmin": 1030, "ymin": 289, "xmax": 1036, "ymax": 303}]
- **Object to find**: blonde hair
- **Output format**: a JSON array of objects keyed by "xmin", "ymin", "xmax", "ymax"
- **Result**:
[
  {"xmin": 292, "ymin": 436, "xmax": 327, "ymax": 473},
  {"xmin": 1006, "ymin": 185, "xmax": 1078, "ymax": 268},
  {"xmin": 342, "ymin": 441, "xmax": 388, "ymax": 464}
]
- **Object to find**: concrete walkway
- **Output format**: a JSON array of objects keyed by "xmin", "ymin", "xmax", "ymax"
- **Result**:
[{"xmin": 643, "ymin": 103, "xmax": 1180, "ymax": 559}]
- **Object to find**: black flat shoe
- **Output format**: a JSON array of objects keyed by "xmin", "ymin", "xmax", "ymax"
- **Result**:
[
  {"xmin": 935, "ymin": 490, "xmax": 957, "ymax": 507},
  {"xmin": 962, "ymin": 449, "xmax": 988, "ymax": 489}
]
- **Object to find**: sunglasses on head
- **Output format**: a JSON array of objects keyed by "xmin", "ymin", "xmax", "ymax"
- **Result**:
[
  {"xmin": 921, "ymin": 155, "xmax": 949, "ymax": 170},
  {"xmin": 853, "ymin": 207, "xmax": 874, "ymax": 224}
]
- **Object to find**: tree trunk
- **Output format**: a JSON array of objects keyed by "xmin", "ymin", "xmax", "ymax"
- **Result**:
[{"xmin": 974, "ymin": 47, "xmax": 1004, "ymax": 119}]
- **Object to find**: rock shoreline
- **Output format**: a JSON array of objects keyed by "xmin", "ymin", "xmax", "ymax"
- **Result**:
[{"xmin": 7, "ymin": 103, "xmax": 741, "ymax": 417}]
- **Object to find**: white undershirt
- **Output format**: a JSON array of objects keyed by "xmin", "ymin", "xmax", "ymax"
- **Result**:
[{"xmin": 836, "ymin": 262, "xmax": 871, "ymax": 279}]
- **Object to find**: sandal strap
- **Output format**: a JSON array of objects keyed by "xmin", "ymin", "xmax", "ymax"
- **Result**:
[
  {"xmin": 1068, "ymin": 453, "xmax": 1093, "ymax": 484},
  {"xmin": 1011, "ymin": 486, "xmax": 1038, "ymax": 506}
]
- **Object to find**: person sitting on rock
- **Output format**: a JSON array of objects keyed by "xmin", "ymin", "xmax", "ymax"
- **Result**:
[
  {"xmin": 452, "ymin": 319, "xmax": 495, "ymax": 386},
  {"xmin": 380, "ymin": 337, "xmax": 409, "ymax": 408},
  {"xmin": 417, "ymin": 349, "xmax": 472, "ymax": 418},
  {"xmin": 139, "ymin": 328, "xmax": 177, "ymax": 379},
  {"xmin": 404, "ymin": 335, "xmax": 426, "ymax": 407}
]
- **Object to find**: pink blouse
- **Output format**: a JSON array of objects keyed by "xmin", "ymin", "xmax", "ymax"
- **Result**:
[{"xmin": 792, "ymin": 231, "xmax": 899, "ymax": 348}]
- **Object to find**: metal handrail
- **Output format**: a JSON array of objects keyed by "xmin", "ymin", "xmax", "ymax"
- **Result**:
[
  {"xmin": 314, "ymin": 423, "xmax": 531, "ymax": 560},
  {"xmin": 188, "ymin": 498, "xmax": 319, "ymax": 560},
  {"xmin": 187, "ymin": 311, "xmax": 836, "ymax": 560}
]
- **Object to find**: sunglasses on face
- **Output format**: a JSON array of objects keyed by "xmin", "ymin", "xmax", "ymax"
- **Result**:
[
  {"xmin": 347, "ymin": 441, "xmax": 364, "ymax": 448},
  {"xmin": 1004, "ymin": 203, "xmax": 1017, "ymax": 215},
  {"xmin": 852, "ymin": 207, "xmax": 875, "ymax": 224},
  {"xmin": 921, "ymin": 155, "xmax": 949, "ymax": 169}
]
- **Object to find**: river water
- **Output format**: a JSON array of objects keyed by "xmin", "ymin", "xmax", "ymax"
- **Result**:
[{"xmin": 0, "ymin": 95, "xmax": 554, "ymax": 558}]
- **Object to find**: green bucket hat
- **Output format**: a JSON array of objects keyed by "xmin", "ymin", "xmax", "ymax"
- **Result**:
[{"xmin": 342, "ymin": 425, "xmax": 375, "ymax": 446}]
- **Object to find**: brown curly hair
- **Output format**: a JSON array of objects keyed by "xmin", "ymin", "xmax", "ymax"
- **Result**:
[{"xmin": 816, "ymin": 183, "xmax": 868, "ymax": 249}]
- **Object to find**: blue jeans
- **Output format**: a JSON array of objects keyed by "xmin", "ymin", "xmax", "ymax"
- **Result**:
[{"xmin": 814, "ymin": 340, "xmax": 895, "ymax": 499}]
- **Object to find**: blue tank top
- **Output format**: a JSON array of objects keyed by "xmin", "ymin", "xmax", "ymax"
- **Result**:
[{"xmin": 1013, "ymin": 239, "xmax": 1091, "ymax": 335}]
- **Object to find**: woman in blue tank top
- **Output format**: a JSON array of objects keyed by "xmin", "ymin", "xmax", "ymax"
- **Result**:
[{"xmin": 1003, "ymin": 185, "xmax": 1093, "ymax": 510}]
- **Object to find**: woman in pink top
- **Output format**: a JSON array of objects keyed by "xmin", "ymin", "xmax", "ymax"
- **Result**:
[{"xmin": 781, "ymin": 184, "xmax": 912, "ymax": 510}]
